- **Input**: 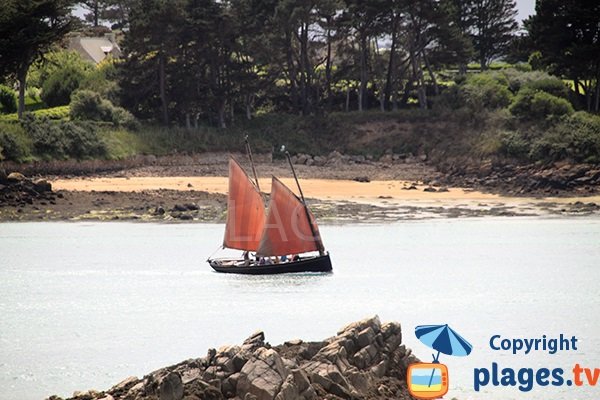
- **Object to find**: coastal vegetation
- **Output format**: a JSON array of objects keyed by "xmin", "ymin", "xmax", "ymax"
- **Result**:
[{"xmin": 0, "ymin": 0, "xmax": 599, "ymax": 170}]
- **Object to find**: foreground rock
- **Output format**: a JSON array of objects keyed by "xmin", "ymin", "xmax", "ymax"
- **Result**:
[{"xmin": 50, "ymin": 317, "xmax": 418, "ymax": 400}]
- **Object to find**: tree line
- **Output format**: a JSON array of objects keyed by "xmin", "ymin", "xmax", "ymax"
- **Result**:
[
  {"xmin": 0, "ymin": 0, "xmax": 599, "ymax": 127},
  {"xmin": 117, "ymin": 0, "xmax": 522, "ymax": 127}
]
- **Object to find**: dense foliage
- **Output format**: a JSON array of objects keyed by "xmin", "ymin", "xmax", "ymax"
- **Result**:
[
  {"xmin": 526, "ymin": 0, "xmax": 600, "ymax": 112},
  {"xmin": 0, "ymin": 85, "xmax": 18, "ymax": 114},
  {"xmin": 0, "ymin": 0, "xmax": 74, "ymax": 117},
  {"xmin": 117, "ymin": 0, "xmax": 519, "ymax": 126},
  {"xmin": 0, "ymin": 1, "xmax": 598, "ymax": 167}
]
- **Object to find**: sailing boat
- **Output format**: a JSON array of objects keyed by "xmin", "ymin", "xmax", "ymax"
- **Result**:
[{"xmin": 207, "ymin": 156, "xmax": 332, "ymax": 275}]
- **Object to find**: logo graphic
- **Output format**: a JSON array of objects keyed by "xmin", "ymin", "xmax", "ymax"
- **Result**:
[{"xmin": 407, "ymin": 324, "xmax": 473, "ymax": 399}]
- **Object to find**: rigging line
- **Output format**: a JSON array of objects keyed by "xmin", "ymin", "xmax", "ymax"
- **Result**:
[{"xmin": 206, "ymin": 244, "xmax": 224, "ymax": 261}]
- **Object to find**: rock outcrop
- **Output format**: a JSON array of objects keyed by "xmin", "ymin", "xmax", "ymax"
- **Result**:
[
  {"xmin": 439, "ymin": 161, "xmax": 600, "ymax": 195},
  {"xmin": 0, "ymin": 169, "xmax": 56, "ymax": 208},
  {"xmin": 52, "ymin": 316, "xmax": 418, "ymax": 400}
]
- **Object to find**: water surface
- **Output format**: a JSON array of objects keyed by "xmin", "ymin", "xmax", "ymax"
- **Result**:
[{"xmin": 1, "ymin": 219, "xmax": 599, "ymax": 400}]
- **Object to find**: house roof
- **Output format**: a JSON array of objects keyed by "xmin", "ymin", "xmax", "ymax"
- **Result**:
[{"xmin": 69, "ymin": 36, "xmax": 121, "ymax": 64}]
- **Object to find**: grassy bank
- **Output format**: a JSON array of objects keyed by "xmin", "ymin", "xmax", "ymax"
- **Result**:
[{"xmin": 1, "ymin": 68, "xmax": 600, "ymax": 169}]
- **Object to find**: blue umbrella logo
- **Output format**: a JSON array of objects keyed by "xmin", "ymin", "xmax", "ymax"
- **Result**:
[{"xmin": 415, "ymin": 324, "xmax": 473, "ymax": 387}]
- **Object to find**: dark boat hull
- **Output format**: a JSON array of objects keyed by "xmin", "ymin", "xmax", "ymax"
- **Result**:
[{"xmin": 209, "ymin": 254, "xmax": 332, "ymax": 275}]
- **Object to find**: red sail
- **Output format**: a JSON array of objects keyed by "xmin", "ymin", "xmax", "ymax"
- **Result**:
[
  {"xmin": 223, "ymin": 158, "xmax": 266, "ymax": 251},
  {"xmin": 257, "ymin": 177, "xmax": 322, "ymax": 256}
]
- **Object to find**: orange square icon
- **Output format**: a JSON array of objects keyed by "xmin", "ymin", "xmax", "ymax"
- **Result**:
[{"xmin": 407, "ymin": 362, "xmax": 449, "ymax": 399}]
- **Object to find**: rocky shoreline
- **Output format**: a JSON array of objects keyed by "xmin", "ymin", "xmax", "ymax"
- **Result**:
[
  {"xmin": 2, "ymin": 169, "xmax": 600, "ymax": 222},
  {"xmin": 2, "ymin": 151, "xmax": 600, "ymax": 222},
  {"xmin": 48, "ymin": 317, "xmax": 418, "ymax": 400}
]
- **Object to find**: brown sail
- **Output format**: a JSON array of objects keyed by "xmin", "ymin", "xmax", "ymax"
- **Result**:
[
  {"xmin": 223, "ymin": 158, "xmax": 266, "ymax": 251},
  {"xmin": 257, "ymin": 177, "xmax": 322, "ymax": 256}
]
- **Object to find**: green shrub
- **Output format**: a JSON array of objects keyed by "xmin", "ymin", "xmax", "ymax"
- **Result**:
[
  {"xmin": 460, "ymin": 73, "xmax": 513, "ymax": 110},
  {"xmin": 501, "ymin": 69, "xmax": 553, "ymax": 93},
  {"xmin": 510, "ymin": 89, "xmax": 574, "ymax": 120},
  {"xmin": 62, "ymin": 121, "xmax": 106, "ymax": 159},
  {"xmin": 28, "ymin": 50, "xmax": 93, "ymax": 89},
  {"xmin": 110, "ymin": 105, "xmax": 140, "ymax": 130},
  {"xmin": 79, "ymin": 58, "xmax": 120, "ymax": 102},
  {"xmin": 528, "ymin": 51, "xmax": 543, "ymax": 71},
  {"xmin": 41, "ymin": 66, "xmax": 86, "ymax": 107},
  {"xmin": 0, "ymin": 105, "xmax": 70, "ymax": 123},
  {"xmin": 499, "ymin": 130, "xmax": 530, "ymax": 159},
  {"xmin": 530, "ymin": 112, "xmax": 600, "ymax": 163},
  {"xmin": 0, "ymin": 121, "xmax": 33, "ymax": 162},
  {"xmin": 70, "ymin": 90, "xmax": 111, "ymax": 120},
  {"xmin": 523, "ymin": 78, "xmax": 569, "ymax": 99},
  {"xmin": 0, "ymin": 85, "xmax": 17, "ymax": 114},
  {"xmin": 70, "ymin": 90, "xmax": 138, "ymax": 129},
  {"xmin": 21, "ymin": 114, "xmax": 106, "ymax": 160},
  {"xmin": 22, "ymin": 114, "xmax": 68, "ymax": 158},
  {"xmin": 35, "ymin": 105, "xmax": 71, "ymax": 120}
]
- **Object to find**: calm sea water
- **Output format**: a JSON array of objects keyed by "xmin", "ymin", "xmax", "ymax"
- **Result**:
[{"xmin": 0, "ymin": 219, "xmax": 599, "ymax": 400}]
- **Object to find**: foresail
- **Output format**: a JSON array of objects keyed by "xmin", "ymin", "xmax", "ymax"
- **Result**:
[
  {"xmin": 223, "ymin": 158, "xmax": 266, "ymax": 251},
  {"xmin": 257, "ymin": 177, "xmax": 322, "ymax": 256}
]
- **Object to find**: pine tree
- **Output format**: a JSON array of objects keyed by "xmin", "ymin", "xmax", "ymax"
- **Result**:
[
  {"xmin": 471, "ymin": 0, "xmax": 518, "ymax": 69},
  {"xmin": 527, "ymin": 0, "xmax": 600, "ymax": 112}
]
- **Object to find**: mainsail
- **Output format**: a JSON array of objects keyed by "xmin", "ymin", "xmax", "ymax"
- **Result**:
[
  {"xmin": 223, "ymin": 158, "xmax": 266, "ymax": 251},
  {"xmin": 257, "ymin": 177, "xmax": 323, "ymax": 256}
]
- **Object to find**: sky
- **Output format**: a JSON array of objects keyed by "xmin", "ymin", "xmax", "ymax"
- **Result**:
[{"xmin": 515, "ymin": 0, "xmax": 536, "ymax": 23}]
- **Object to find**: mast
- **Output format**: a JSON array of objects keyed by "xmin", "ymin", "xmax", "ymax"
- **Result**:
[
  {"xmin": 244, "ymin": 135, "xmax": 260, "ymax": 191},
  {"xmin": 285, "ymin": 151, "xmax": 325, "ymax": 256}
]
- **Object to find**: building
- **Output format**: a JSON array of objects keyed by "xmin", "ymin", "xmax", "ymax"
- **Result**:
[{"xmin": 68, "ymin": 33, "xmax": 122, "ymax": 64}]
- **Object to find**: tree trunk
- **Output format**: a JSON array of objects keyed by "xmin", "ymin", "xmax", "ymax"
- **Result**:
[
  {"xmin": 285, "ymin": 29, "xmax": 299, "ymax": 112},
  {"xmin": 585, "ymin": 80, "xmax": 592, "ymax": 112},
  {"xmin": 345, "ymin": 86, "xmax": 350, "ymax": 112},
  {"xmin": 480, "ymin": 54, "xmax": 487, "ymax": 71},
  {"xmin": 185, "ymin": 113, "xmax": 191, "ymax": 130},
  {"xmin": 411, "ymin": 50, "xmax": 427, "ymax": 109},
  {"xmin": 158, "ymin": 53, "xmax": 169, "ymax": 125},
  {"xmin": 245, "ymin": 94, "xmax": 252, "ymax": 120},
  {"xmin": 383, "ymin": 14, "xmax": 398, "ymax": 110},
  {"xmin": 93, "ymin": 1, "xmax": 99, "ymax": 27},
  {"xmin": 422, "ymin": 51, "xmax": 439, "ymax": 96},
  {"xmin": 325, "ymin": 18, "xmax": 333, "ymax": 111},
  {"xmin": 401, "ymin": 78, "xmax": 414, "ymax": 108},
  {"xmin": 595, "ymin": 78, "xmax": 600, "ymax": 113},
  {"xmin": 218, "ymin": 100, "xmax": 226, "ymax": 128},
  {"xmin": 300, "ymin": 22, "xmax": 312, "ymax": 115},
  {"xmin": 359, "ymin": 32, "xmax": 368, "ymax": 112},
  {"xmin": 17, "ymin": 63, "xmax": 28, "ymax": 119}
]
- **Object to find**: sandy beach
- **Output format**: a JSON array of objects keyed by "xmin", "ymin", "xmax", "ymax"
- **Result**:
[{"xmin": 53, "ymin": 175, "xmax": 600, "ymax": 206}]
